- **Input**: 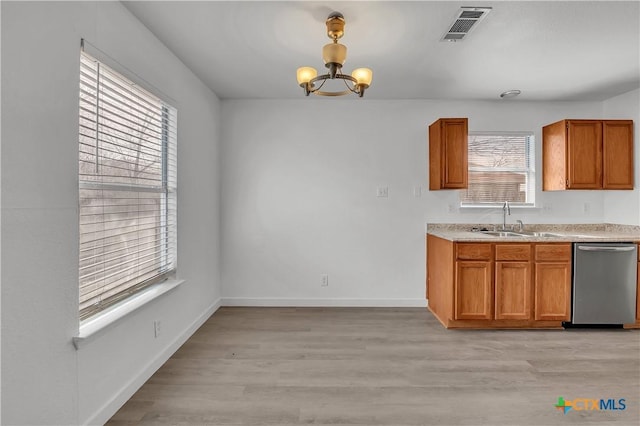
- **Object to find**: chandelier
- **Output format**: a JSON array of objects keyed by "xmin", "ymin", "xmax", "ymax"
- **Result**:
[{"xmin": 296, "ymin": 12, "xmax": 373, "ymax": 97}]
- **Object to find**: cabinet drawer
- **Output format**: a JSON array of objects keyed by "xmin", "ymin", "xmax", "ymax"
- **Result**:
[
  {"xmin": 495, "ymin": 244, "xmax": 531, "ymax": 261},
  {"xmin": 456, "ymin": 243, "xmax": 492, "ymax": 260},
  {"xmin": 535, "ymin": 244, "xmax": 571, "ymax": 261}
]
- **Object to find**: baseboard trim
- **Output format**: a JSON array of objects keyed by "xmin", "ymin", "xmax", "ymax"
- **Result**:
[
  {"xmin": 83, "ymin": 297, "xmax": 221, "ymax": 425},
  {"xmin": 221, "ymin": 297, "xmax": 427, "ymax": 308}
]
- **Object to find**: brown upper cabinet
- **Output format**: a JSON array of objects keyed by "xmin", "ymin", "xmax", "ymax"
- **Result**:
[
  {"xmin": 543, "ymin": 119, "xmax": 634, "ymax": 190},
  {"xmin": 429, "ymin": 118, "xmax": 468, "ymax": 190}
]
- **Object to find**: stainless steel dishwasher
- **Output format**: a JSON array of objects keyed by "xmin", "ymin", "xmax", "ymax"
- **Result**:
[{"xmin": 572, "ymin": 242, "xmax": 637, "ymax": 325}]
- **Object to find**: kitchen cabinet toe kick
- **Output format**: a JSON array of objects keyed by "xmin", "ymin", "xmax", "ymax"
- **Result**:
[{"xmin": 428, "ymin": 307, "xmax": 564, "ymax": 329}]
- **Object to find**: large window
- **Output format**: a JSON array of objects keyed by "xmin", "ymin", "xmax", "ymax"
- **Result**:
[
  {"xmin": 460, "ymin": 132, "xmax": 535, "ymax": 206},
  {"xmin": 78, "ymin": 52, "xmax": 177, "ymax": 320}
]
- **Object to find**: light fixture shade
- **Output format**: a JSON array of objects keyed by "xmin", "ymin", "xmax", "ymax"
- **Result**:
[
  {"xmin": 322, "ymin": 43, "xmax": 347, "ymax": 66},
  {"xmin": 351, "ymin": 68, "xmax": 373, "ymax": 86},
  {"xmin": 296, "ymin": 67, "xmax": 318, "ymax": 85}
]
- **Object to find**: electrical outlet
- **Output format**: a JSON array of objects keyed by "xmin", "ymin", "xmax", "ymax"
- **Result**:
[
  {"xmin": 413, "ymin": 186, "xmax": 422, "ymax": 197},
  {"xmin": 376, "ymin": 186, "xmax": 389, "ymax": 198},
  {"xmin": 154, "ymin": 320, "xmax": 161, "ymax": 338},
  {"xmin": 448, "ymin": 204, "xmax": 456, "ymax": 213},
  {"xmin": 583, "ymin": 202, "xmax": 591, "ymax": 213},
  {"xmin": 321, "ymin": 274, "xmax": 329, "ymax": 287}
]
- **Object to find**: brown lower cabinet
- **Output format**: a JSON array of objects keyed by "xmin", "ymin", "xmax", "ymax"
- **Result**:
[
  {"xmin": 533, "ymin": 244, "xmax": 572, "ymax": 320},
  {"xmin": 455, "ymin": 260, "xmax": 492, "ymax": 320},
  {"xmin": 495, "ymin": 244, "xmax": 532, "ymax": 320},
  {"xmin": 427, "ymin": 235, "xmax": 571, "ymax": 329}
]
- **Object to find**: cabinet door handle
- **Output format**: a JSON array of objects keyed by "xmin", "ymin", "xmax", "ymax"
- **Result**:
[{"xmin": 576, "ymin": 246, "xmax": 635, "ymax": 252}]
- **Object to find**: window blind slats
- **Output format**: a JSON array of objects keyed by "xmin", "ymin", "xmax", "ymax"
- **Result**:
[
  {"xmin": 100, "ymin": 68, "xmax": 167, "ymax": 113},
  {"xmin": 80, "ymin": 233, "xmax": 176, "ymax": 257},
  {"xmin": 80, "ymin": 237, "xmax": 174, "ymax": 268},
  {"xmin": 79, "ymin": 51, "xmax": 177, "ymax": 321},
  {"xmin": 80, "ymin": 264, "xmax": 171, "ymax": 304},
  {"xmin": 82, "ymin": 130, "xmax": 162, "ymax": 156},
  {"xmin": 90, "ymin": 96, "xmax": 165, "ymax": 140},
  {"xmin": 461, "ymin": 134, "xmax": 534, "ymax": 205},
  {"xmin": 80, "ymin": 222, "xmax": 174, "ymax": 247},
  {"xmin": 80, "ymin": 269, "xmax": 173, "ymax": 313},
  {"xmin": 79, "ymin": 232, "xmax": 176, "ymax": 256},
  {"xmin": 80, "ymin": 250, "xmax": 166, "ymax": 285}
]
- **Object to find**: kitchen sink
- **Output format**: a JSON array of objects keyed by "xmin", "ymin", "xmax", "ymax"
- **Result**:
[
  {"xmin": 479, "ymin": 230, "xmax": 598, "ymax": 239},
  {"xmin": 480, "ymin": 231, "xmax": 528, "ymax": 237},
  {"xmin": 515, "ymin": 231, "xmax": 566, "ymax": 237},
  {"xmin": 480, "ymin": 230, "xmax": 569, "ymax": 238}
]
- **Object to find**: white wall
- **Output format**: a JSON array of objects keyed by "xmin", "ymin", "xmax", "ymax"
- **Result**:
[
  {"xmin": 1, "ymin": 2, "xmax": 222, "ymax": 425},
  {"xmin": 221, "ymin": 98, "xmax": 605, "ymax": 305},
  {"xmin": 603, "ymin": 88, "xmax": 640, "ymax": 225}
]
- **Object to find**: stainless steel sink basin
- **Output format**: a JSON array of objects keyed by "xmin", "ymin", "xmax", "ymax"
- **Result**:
[
  {"xmin": 515, "ymin": 231, "xmax": 566, "ymax": 237},
  {"xmin": 480, "ymin": 231, "xmax": 527, "ymax": 237},
  {"xmin": 480, "ymin": 230, "xmax": 570, "ymax": 238},
  {"xmin": 479, "ymin": 230, "xmax": 598, "ymax": 239}
]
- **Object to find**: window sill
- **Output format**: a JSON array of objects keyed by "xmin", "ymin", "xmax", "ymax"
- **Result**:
[{"xmin": 73, "ymin": 279, "xmax": 184, "ymax": 349}]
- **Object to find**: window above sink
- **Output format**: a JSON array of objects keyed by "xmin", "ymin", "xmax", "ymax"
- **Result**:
[{"xmin": 460, "ymin": 132, "xmax": 536, "ymax": 208}]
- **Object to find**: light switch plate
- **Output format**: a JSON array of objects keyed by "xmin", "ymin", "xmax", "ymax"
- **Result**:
[{"xmin": 376, "ymin": 186, "xmax": 389, "ymax": 197}]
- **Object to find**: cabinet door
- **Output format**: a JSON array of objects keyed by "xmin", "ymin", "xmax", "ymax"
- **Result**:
[
  {"xmin": 441, "ymin": 119, "xmax": 468, "ymax": 189},
  {"xmin": 534, "ymin": 262, "xmax": 571, "ymax": 321},
  {"xmin": 455, "ymin": 260, "xmax": 492, "ymax": 320},
  {"xmin": 430, "ymin": 118, "xmax": 468, "ymax": 190},
  {"xmin": 603, "ymin": 120, "xmax": 634, "ymax": 189},
  {"xmin": 495, "ymin": 262, "xmax": 532, "ymax": 320},
  {"xmin": 567, "ymin": 120, "xmax": 602, "ymax": 189},
  {"xmin": 542, "ymin": 120, "xmax": 569, "ymax": 191}
]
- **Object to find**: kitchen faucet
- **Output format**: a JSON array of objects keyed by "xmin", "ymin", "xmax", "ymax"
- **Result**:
[{"xmin": 501, "ymin": 201, "xmax": 511, "ymax": 230}]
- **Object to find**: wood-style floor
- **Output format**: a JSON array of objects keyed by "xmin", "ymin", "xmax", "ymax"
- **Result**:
[{"xmin": 107, "ymin": 307, "xmax": 640, "ymax": 425}]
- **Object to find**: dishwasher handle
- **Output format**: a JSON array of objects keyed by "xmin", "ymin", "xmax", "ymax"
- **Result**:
[{"xmin": 577, "ymin": 245, "xmax": 636, "ymax": 252}]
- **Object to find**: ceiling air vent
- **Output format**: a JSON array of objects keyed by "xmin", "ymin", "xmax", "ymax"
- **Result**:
[{"xmin": 441, "ymin": 7, "xmax": 492, "ymax": 42}]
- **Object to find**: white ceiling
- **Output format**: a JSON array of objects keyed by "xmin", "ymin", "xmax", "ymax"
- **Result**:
[{"xmin": 123, "ymin": 1, "xmax": 640, "ymax": 101}]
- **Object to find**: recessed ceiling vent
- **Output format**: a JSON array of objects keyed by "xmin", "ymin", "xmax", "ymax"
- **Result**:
[{"xmin": 441, "ymin": 7, "xmax": 492, "ymax": 42}]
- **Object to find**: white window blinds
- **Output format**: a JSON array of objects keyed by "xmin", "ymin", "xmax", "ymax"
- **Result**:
[
  {"xmin": 460, "ymin": 133, "xmax": 535, "ymax": 206},
  {"xmin": 79, "ymin": 52, "xmax": 177, "ymax": 320}
]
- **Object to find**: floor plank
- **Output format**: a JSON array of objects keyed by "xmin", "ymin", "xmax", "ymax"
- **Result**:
[{"xmin": 107, "ymin": 307, "xmax": 640, "ymax": 425}]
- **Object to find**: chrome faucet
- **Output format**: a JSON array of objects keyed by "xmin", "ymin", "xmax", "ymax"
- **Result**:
[
  {"xmin": 502, "ymin": 201, "xmax": 511, "ymax": 230},
  {"xmin": 516, "ymin": 219, "xmax": 524, "ymax": 232}
]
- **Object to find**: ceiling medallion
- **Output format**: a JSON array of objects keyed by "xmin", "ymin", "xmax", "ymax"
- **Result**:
[{"xmin": 296, "ymin": 12, "xmax": 373, "ymax": 98}]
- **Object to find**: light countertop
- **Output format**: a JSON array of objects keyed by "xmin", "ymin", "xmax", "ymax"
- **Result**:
[{"xmin": 426, "ymin": 223, "xmax": 640, "ymax": 243}]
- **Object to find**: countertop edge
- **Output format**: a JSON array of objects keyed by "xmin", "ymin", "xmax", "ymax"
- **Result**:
[{"xmin": 426, "ymin": 223, "xmax": 640, "ymax": 243}]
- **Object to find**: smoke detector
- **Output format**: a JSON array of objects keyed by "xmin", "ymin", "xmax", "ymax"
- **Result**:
[{"xmin": 441, "ymin": 7, "xmax": 492, "ymax": 42}]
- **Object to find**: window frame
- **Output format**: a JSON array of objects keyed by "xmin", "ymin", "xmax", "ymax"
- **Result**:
[
  {"xmin": 78, "ymin": 50, "xmax": 178, "ymax": 321},
  {"xmin": 460, "ymin": 131, "xmax": 536, "ymax": 208}
]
